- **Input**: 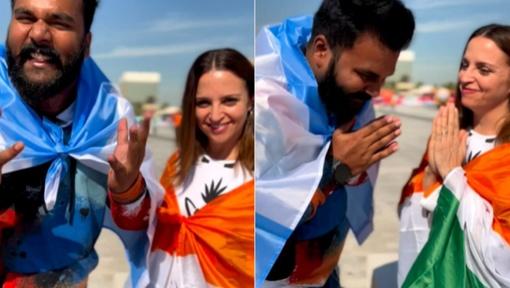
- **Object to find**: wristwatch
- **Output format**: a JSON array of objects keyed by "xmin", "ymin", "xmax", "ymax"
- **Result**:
[{"xmin": 333, "ymin": 161, "xmax": 354, "ymax": 184}]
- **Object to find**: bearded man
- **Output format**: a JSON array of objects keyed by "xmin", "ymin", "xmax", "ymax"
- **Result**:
[
  {"xmin": 255, "ymin": 0, "xmax": 415, "ymax": 286},
  {"xmin": 0, "ymin": 0, "xmax": 162, "ymax": 287}
]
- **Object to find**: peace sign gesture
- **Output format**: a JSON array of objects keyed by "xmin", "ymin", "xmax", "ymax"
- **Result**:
[{"xmin": 108, "ymin": 117, "xmax": 151, "ymax": 193}]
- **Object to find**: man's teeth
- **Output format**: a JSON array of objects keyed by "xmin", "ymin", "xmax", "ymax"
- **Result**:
[{"xmin": 31, "ymin": 52, "xmax": 50, "ymax": 61}]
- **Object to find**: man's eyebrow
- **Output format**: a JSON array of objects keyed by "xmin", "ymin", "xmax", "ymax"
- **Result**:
[
  {"xmin": 47, "ymin": 12, "xmax": 75, "ymax": 24},
  {"xmin": 13, "ymin": 8, "xmax": 75, "ymax": 24},
  {"xmin": 13, "ymin": 8, "xmax": 34, "ymax": 16},
  {"xmin": 357, "ymin": 69, "xmax": 380, "ymax": 81}
]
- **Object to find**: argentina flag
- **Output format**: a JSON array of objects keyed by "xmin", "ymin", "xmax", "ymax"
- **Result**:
[{"xmin": 0, "ymin": 45, "xmax": 163, "ymax": 287}]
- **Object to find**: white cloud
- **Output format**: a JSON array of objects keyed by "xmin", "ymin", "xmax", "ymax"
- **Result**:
[
  {"xmin": 93, "ymin": 44, "xmax": 202, "ymax": 59},
  {"xmin": 93, "ymin": 38, "xmax": 241, "ymax": 59},
  {"xmin": 417, "ymin": 13, "xmax": 502, "ymax": 33},
  {"xmin": 407, "ymin": 0, "xmax": 501, "ymax": 10},
  {"xmin": 147, "ymin": 17, "xmax": 247, "ymax": 33},
  {"xmin": 417, "ymin": 19, "xmax": 472, "ymax": 33}
]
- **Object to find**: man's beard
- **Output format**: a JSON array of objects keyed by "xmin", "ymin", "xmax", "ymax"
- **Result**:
[
  {"xmin": 318, "ymin": 62, "xmax": 372, "ymax": 127},
  {"xmin": 6, "ymin": 42, "xmax": 85, "ymax": 104}
]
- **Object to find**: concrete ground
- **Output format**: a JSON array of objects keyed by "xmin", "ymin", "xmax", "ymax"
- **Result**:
[{"xmin": 88, "ymin": 106, "xmax": 438, "ymax": 288}]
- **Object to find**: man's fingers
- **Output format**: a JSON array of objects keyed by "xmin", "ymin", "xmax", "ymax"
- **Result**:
[
  {"xmin": 370, "ymin": 141, "xmax": 399, "ymax": 164},
  {"xmin": 0, "ymin": 142, "xmax": 24, "ymax": 166},
  {"xmin": 364, "ymin": 117, "xmax": 401, "ymax": 145},
  {"xmin": 358, "ymin": 115, "xmax": 399, "ymax": 137},
  {"xmin": 369, "ymin": 126, "xmax": 401, "ymax": 152}
]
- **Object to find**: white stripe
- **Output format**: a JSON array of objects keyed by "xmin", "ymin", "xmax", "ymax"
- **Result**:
[
  {"xmin": 255, "ymin": 77, "xmax": 327, "ymax": 229},
  {"xmin": 398, "ymin": 192, "xmax": 432, "ymax": 287},
  {"xmin": 442, "ymin": 167, "xmax": 510, "ymax": 287},
  {"xmin": 420, "ymin": 185, "xmax": 441, "ymax": 212},
  {"xmin": 148, "ymin": 250, "xmax": 212, "ymax": 288},
  {"xmin": 458, "ymin": 183, "xmax": 510, "ymax": 287},
  {"xmin": 442, "ymin": 167, "xmax": 467, "ymax": 201}
]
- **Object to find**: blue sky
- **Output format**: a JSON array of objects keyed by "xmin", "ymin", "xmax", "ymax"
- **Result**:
[
  {"xmin": 257, "ymin": 0, "xmax": 510, "ymax": 86},
  {"xmin": 0, "ymin": 1, "xmax": 254, "ymax": 105},
  {"xmin": 2, "ymin": 0, "xmax": 509, "ymax": 102}
]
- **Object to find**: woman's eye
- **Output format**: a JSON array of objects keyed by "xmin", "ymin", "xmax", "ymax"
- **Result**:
[
  {"xmin": 479, "ymin": 67, "xmax": 491, "ymax": 75},
  {"xmin": 460, "ymin": 60, "xmax": 468, "ymax": 70},
  {"xmin": 196, "ymin": 100, "xmax": 210, "ymax": 108},
  {"xmin": 223, "ymin": 98, "xmax": 239, "ymax": 106}
]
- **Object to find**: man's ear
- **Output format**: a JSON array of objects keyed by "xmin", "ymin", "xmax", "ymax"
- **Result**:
[
  {"xmin": 84, "ymin": 32, "xmax": 92, "ymax": 57},
  {"xmin": 307, "ymin": 34, "xmax": 334, "ymax": 80}
]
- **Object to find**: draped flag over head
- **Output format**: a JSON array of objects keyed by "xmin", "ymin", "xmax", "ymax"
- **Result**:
[
  {"xmin": 255, "ymin": 16, "xmax": 379, "ymax": 286},
  {"xmin": 399, "ymin": 144, "xmax": 510, "ymax": 287},
  {"xmin": 0, "ymin": 45, "xmax": 164, "ymax": 287}
]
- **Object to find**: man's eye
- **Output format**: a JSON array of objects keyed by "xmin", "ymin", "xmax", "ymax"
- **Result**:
[
  {"xmin": 357, "ymin": 71, "xmax": 377, "ymax": 82},
  {"xmin": 51, "ymin": 21, "xmax": 72, "ymax": 30},
  {"xmin": 16, "ymin": 16, "xmax": 35, "ymax": 24}
]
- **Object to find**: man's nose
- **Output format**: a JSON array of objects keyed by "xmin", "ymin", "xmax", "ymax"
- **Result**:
[
  {"xmin": 28, "ymin": 20, "xmax": 52, "ymax": 45},
  {"xmin": 365, "ymin": 83, "xmax": 382, "ymax": 98}
]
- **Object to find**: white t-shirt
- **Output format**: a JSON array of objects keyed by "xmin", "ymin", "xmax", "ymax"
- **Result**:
[
  {"xmin": 176, "ymin": 154, "xmax": 252, "ymax": 217},
  {"xmin": 465, "ymin": 129, "xmax": 496, "ymax": 164}
]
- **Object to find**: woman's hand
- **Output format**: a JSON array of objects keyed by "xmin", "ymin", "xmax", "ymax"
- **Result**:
[
  {"xmin": 108, "ymin": 117, "xmax": 151, "ymax": 193},
  {"xmin": 428, "ymin": 103, "xmax": 468, "ymax": 180}
]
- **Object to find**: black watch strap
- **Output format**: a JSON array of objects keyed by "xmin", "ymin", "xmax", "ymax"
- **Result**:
[{"xmin": 333, "ymin": 162, "xmax": 353, "ymax": 184}]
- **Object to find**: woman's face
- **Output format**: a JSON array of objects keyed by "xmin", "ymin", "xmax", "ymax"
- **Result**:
[
  {"xmin": 195, "ymin": 69, "xmax": 250, "ymax": 156},
  {"xmin": 459, "ymin": 36, "xmax": 510, "ymax": 116}
]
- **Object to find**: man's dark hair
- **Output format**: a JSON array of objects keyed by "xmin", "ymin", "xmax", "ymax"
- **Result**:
[
  {"xmin": 10, "ymin": 0, "xmax": 99, "ymax": 33},
  {"xmin": 312, "ymin": 0, "xmax": 415, "ymax": 52}
]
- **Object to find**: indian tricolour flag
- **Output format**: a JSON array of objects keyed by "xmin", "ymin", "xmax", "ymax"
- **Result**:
[{"xmin": 399, "ymin": 144, "xmax": 510, "ymax": 287}]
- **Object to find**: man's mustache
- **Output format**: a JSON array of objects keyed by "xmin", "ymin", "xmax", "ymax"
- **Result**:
[
  {"xmin": 349, "ymin": 91, "xmax": 372, "ymax": 103},
  {"xmin": 17, "ymin": 43, "xmax": 62, "ymax": 68}
]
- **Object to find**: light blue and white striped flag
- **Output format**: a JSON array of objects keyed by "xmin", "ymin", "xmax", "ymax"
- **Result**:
[
  {"xmin": 255, "ymin": 16, "xmax": 379, "ymax": 286},
  {"xmin": 0, "ymin": 45, "xmax": 163, "ymax": 287}
]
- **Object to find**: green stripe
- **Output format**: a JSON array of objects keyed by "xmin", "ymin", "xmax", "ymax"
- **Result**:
[{"xmin": 402, "ymin": 186, "xmax": 485, "ymax": 288}]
